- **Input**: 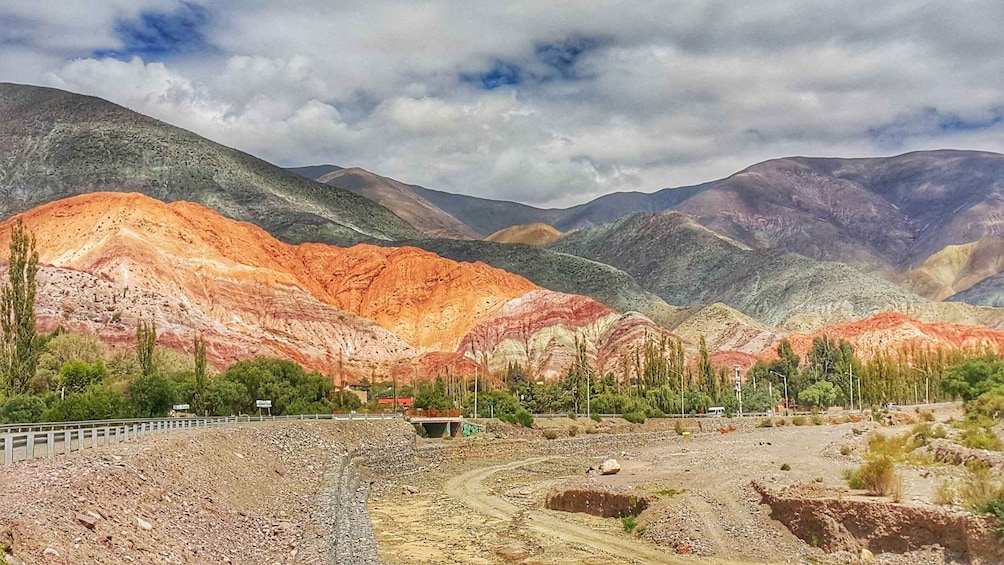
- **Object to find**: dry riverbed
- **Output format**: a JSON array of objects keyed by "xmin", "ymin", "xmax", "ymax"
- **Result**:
[{"xmin": 370, "ymin": 408, "xmax": 988, "ymax": 564}]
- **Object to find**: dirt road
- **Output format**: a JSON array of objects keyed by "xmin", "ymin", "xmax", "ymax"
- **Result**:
[{"xmin": 445, "ymin": 457, "xmax": 768, "ymax": 565}]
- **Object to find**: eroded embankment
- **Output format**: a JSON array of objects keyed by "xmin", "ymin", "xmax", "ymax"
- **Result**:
[
  {"xmin": 0, "ymin": 420, "xmax": 415, "ymax": 565},
  {"xmin": 545, "ymin": 486, "xmax": 651, "ymax": 518},
  {"xmin": 755, "ymin": 483, "xmax": 1004, "ymax": 564}
]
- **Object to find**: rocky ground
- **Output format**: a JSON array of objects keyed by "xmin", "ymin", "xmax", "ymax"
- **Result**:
[
  {"xmin": 369, "ymin": 406, "xmax": 995, "ymax": 565},
  {"xmin": 0, "ymin": 420, "xmax": 414, "ymax": 565}
]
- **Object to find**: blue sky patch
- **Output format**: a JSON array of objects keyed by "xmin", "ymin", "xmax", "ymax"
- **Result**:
[
  {"xmin": 461, "ymin": 61, "xmax": 522, "ymax": 90},
  {"xmin": 94, "ymin": 2, "xmax": 212, "ymax": 60},
  {"xmin": 534, "ymin": 36, "xmax": 604, "ymax": 79},
  {"xmin": 868, "ymin": 107, "xmax": 1004, "ymax": 147}
]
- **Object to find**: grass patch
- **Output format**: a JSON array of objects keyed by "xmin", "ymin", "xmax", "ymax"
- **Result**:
[
  {"xmin": 621, "ymin": 516, "xmax": 638, "ymax": 533},
  {"xmin": 623, "ymin": 412, "xmax": 646, "ymax": 424},
  {"xmin": 542, "ymin": 429, "xmax": 559, "ymax": 440},
  {"xmin": 791, "ymin": 416, "xmax": 806, "ymax": 426},
  {"xmin": 839, "ymin": 445, "xmax": 853, "ymax": 456},
  {"xmin": 934, "ymin": 479, "xmax": 956, "ymax": 505},
  {"xmin": 759, "ymin": 419, "xmax": 774, "ymax": 428},
  {"xmin": 657, "ymin": 488, "xmax": 685, "ymax": 497},
  {"xmin": 780, "ymin": 463, "xmax": 791, "ymax": 471},
  {"xmin": 811, "ymin": 415, "xmax": 824, "ymax": 426},
  {"xmin": 568, "ymin": 425, "xmax": 579, "ymax": 437}
]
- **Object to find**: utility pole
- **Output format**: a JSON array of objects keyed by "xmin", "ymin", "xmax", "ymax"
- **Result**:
[
  {"xmin": 734, "ymin": 365, "xmax": 743, "ymax": 417},
  {"xmin": 586, "ymin": 371, "xmax": 591, "ymax": 418},
  {"xmin": 849, "ymin": 365, "xmax": 854, "ymax": 412},
  {"xmin": 474, "ymin": 366, "xmax": 479, "ymax": 419},
  {"xmin": 770, "ymin": 371, "xmax": 788, "ymax": 416}
]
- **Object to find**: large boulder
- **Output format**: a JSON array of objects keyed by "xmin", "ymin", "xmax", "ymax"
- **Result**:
[{"xmin": 599, "ymin": 459, "xmax": 621, "ymax": 475}]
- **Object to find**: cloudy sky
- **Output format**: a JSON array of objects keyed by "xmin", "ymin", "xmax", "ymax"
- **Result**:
[{"xmin": 1, "ymin": 1, "xmax": 1003, "ymax": 207}]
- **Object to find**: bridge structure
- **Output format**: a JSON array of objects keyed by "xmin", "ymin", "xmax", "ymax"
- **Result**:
[
  {"xmin": 406, "ymin": 409, "xmax": 465, "ymax": 437},
  {"xmin": 0, "ymin": 412, "xmax": 401, "ymax": 466}
]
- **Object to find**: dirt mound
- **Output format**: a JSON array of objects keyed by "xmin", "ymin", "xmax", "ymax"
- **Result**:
[
  {"xmin": 545, "ymin": 485, "xmax": 651, "ymax": 518},
  {"xmin": 756, "ymin": 482, "xmax": 1004, "ymax": 563}
]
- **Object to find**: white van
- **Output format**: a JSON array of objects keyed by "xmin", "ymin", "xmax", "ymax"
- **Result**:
[{"xmin": 708, "ymin": 407, "xmax": 725, "ymax": 418}]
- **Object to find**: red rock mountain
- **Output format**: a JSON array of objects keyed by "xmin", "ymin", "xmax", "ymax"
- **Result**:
[
  {"xmin": 0, "ymin": 193, "xmax": 538, "ymax": 378},
  {"xmin": 778, "ymin": 312, "xmax": 1004, "ymax": 360}
]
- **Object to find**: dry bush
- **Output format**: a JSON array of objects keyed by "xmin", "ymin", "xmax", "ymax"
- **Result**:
[
  {"xmin": 542, "ymin": 429, "xmax": 559, "ymax": 440},
  {"xmin": 855, "ymin": 457, "xmax": 902, "ymax": 497},
  {"xmin": 935, "ymin": 480, "xmax": 956, "ymax": 505}
]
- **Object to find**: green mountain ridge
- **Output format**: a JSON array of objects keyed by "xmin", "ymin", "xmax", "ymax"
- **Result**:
[{"xmin": 0, "ymin": 83, "xmax": 418, "ymax": 246}]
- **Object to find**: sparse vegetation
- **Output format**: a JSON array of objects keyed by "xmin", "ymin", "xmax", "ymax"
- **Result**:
[
  {"xmin": 934, "ymin": 480, "xmax": 956, "ymax": 505},
  {"xmin": 759, "ymin": 418, "xmax": 774, "ymax": 428},
  {"xmin": 780, "ymin": 463, "xmax": 791, "ymax": 471},
  {"xmin": 623, "ymin": 411, "xmax": 646, "ymax": 424},
  {"xmin": 791, "ymin": 416, "xmax": 806, "ymax": 426},
  {"xmin": 621, "ymin": 516, "xmax": 638, "ymax": 533},
  {"xmin": 840, "ymin": 445, "xmax": 853, "ymax": 456},
  {"xmin": 844, "ymin": 457, "xmax": 902, "ymax": 497},
  {"xmin": 542, "ymin": 429, "xmax": 559, "ymax": 440},
  {"xmin": 568, "ymin": 425, "xmax": 579, "ymax": 437}
]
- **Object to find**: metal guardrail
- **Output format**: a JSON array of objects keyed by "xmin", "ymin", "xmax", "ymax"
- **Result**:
[{"xmin": 0, "ymin": 412, "xmax": 401, "ymax": 466}]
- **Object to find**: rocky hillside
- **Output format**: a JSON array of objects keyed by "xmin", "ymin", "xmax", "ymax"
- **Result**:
[
  {"xmin": 0, "ymin": 83, "xmax": 418, "ymax": 246},
  {"xmin": 551, "ymin": 211, "xmax": 926, "ymax": 329},
  {"xmin": 392, "ymin": 238, "xmax": 680, "ymax": 328},
  {"xmin": 0, "ymin": 193, "xmax": 544, "ymax": 377},
  {"xmin": 297, "ymin": 166, "xmax": 478, "ymax": 239},
  {"xmin": 459, "ymin": 290, "xmax": 673, "ymax": 379},
  {"xmin": 780, "ymin": 312, "xmax": 1004, "ymax": 360}
]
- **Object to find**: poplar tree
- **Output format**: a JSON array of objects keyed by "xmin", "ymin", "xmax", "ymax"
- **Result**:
[
  {"xmin": 193, "ymin": 333, "xmax": 207, "ymax": 410},
  {"xmin": 1, "ymin": 219, "xmax": 39, "ymax": 395},
  {"xmin": 136, "ymin": 318, "xmax": 157, "ymax": 377}
]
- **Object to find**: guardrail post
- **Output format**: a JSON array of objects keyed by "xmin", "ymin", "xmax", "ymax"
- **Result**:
[
  {"xmin": 64, "ymin": 431, "xmax": 71, "ymax": 454},
  {"xmin": 77, "ymin": 429, "xmax": 84, "ymax": 451},
  {"xmin": 3, "ymin": 436, "xmax": 11, "ymax": 465},
  {"xmin": 46, "ymin": 432, "xmax": 54, "ymax": 458},
  {"xmin": 26, "ymin": 433, "xmax": 34, "ymax": 459}
]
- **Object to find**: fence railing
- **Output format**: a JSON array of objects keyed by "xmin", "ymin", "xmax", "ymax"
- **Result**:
[{"xmin": 0, "ymin": 412, "xmax": 401, "ymax": 466}]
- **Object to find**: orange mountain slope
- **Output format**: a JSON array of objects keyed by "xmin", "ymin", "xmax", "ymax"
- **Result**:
[
  {"xmin": 775, "ymin": 311, "xmax": 1004, "ymax": 360},
  {"xmin": 0, "ymin": 193, "xmax": 539, "ymax": 373}
]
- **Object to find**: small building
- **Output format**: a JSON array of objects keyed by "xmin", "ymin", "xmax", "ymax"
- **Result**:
[{"xmin": 377, "ymin": 396, "xmax": 413, "ymax": 410}]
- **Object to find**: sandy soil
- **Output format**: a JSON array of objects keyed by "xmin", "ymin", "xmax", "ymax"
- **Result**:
[{"xmin": 369, "ymin": 407, "xmax": 970, "ymax": 565}]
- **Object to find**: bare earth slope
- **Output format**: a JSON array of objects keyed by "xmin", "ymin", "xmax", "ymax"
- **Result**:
[
  {"xmin": 0, "ymin": 83, "xmax": 418, "ymax": 246},
  {"xmin": 308, "ymin": 167, "xmax": 478, "ymax": 239},
  {"xmin": 486, "ymin": 223, "xmax": 563, "ymax": 245}
]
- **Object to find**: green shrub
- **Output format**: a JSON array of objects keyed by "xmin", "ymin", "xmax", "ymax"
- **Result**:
[
  {"xmin": 413, "ymin": 424, "xmax": 428, "ymax": 438},
  {"xmin": 932, "ymin": 425, "xmax": 948, "ymax": 439},
  {"xmin": 776, "ymin": 418, "xmax": 787, "ymax": 426},
  {"xmin": 567, "ymin": 411, "xmax": 577, "ymax": 420},
  {"xmin": 0, "ymin": 395, "xmax": 46, "ymax": 424},
  {"xmin": 568, "ymin": 425, "xmax": 579, "ymax": 437},
  {"xmin": 514, "ymin": 408, "xmax": 533, "ymax": 428},
  {"xmin": 961, "ymin": 427, "xmax": 1003, "ymax": 451},
  {"xmin": 759, "ymin": 419, "xmax": 774, "ymax": 428},
  {"xmin": 621, "ymin": 516, "xmax": 638, "ymax": 533},
  {"xmin": 791, "ymin": 416, "xmax": 806, "ymax": 426},
  {"xmin": 840, "ymin": 445, "xmax": 853, "ymax": 456},
  {"xmin": 623, "ymin": 412, "xmax": 646, "ymax": 424},
  {"xmin": 811, "ymin": 415, "xmax": 824, "ymax": 426},
  {"xmin": 919, "ymin": 410, "xmax": 935, "ymax": 422},
  {"xmin": 843, "ymin": 467, "xmax": 864, "ymax": 489},
  {"xmin": 780, "ymin": 463, "xmax": 791, "ymax": 471},
  {"xmin": 590, "ymin": 413, "xmax": 601, "ymax": 423},
  {"xmin": 674, "ymin": 421, "xmax": 685, "ymax": 435}
]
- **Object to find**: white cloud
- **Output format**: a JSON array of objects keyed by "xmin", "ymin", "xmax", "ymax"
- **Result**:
[{"xmin": 1, "ymin": 0, "xmax": 1003, "ymax": 207}]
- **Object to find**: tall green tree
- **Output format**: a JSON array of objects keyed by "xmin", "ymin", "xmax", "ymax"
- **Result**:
[
  {"xmin": 1, "ymin": 219, "xmax": 40, "ymax": 395},
  {"xmin": 698, "ymin": 335, "xmax": 715, "ymax": 394},
  {"xmin": 193, "ymin": 333, "xmax": 207, "ymax": 412},
  {"xmin": 136, "ymin": 318, "xmax": 157, "ymax": 377}
]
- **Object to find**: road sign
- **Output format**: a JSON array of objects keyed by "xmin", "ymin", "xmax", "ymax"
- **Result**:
[
  {"xmin": 256, "ymin": 400, "xmax": 272, "ymax": 408},
  {"xmin": 172, "ymin": 404, "xmax": 190, "ymax": 411}
]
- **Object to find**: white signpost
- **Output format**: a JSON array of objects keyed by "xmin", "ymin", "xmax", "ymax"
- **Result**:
[{"xmin": 256, "ymin": 399, "xmax": 272, "ymax": 416}]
